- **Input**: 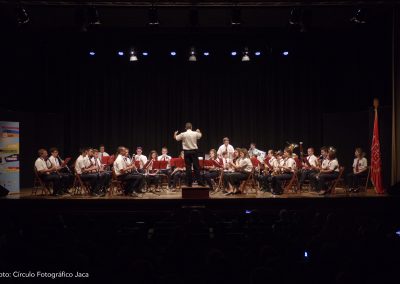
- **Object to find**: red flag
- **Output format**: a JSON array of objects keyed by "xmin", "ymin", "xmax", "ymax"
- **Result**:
[{"xmin": 371, "ymin": 108, "xmax": 384, "ymax": 194}]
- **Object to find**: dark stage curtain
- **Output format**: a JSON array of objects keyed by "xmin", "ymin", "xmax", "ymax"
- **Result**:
[{"xmin": 392, "ymin": 8, "xmax": 400, "ymax": 185}]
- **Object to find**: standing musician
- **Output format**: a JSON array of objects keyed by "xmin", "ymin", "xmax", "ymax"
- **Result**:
[
  {"xmin": 48, "ymin": 147, "xmax": 73, "ymax": 194},
  {"xmin": 144, "ymin": 150, "xmax": 162, "ymax": 190},
  {"xmin": 298, "ymin": 147, "xmax": 319, "ymax": 190},
  {"xmin": 75, "ymin": 147, "xmax": 104, "ymax": 196},
  {"xmin": 113, "ymin": 146, "xmax": 145, "ymax": 197},
  {"xmin": 34, "ymin": 148, "xmax": 64, "ymax": 196},
  {"xmin": 311, "ymin": 148, "xmax": 340, "ymax": 195},
  {"xmin": 248, "ymin": 142, "xmax": 266, "ymax": 162},
  {"xmin": 223, "ymin": 148, "xmax": 253, "ymax": 195},
  {"xmin": 134, "ymin": 147, "xmax": 148, "ymax": 172},
  {"xmin": 346, "ymin": 147, "xmax": 368, "ymax": 193},
  {"xmin": 99, "ymin": 145, "xmax": 110, "ymax": 160},
  {"xmin": 201, "ymin": 149, "xmax": 222, "ymax": 191},
  {"xmin": 271, "ymin": 148, "xmax": 297, "ymax": 195},
  {"xmin": 217, "ymin": 137, "xmax": 235, "ymax": 160},
  {"xmin": 93, "ymin": 149, "xmax": 112, "ymax": 194},
  {"xmin": 174, "ymin": 122, "xmax": 205, "ymax": 187},
  {"xmin": 258, "ymin": 149, "xmax": 278, "ymax": 192},
  {"xmin": 169, "ymin": 151, "xmax": 186, "ymax": 190}
]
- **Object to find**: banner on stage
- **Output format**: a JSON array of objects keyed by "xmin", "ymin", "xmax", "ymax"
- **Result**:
[{"xmin": 0, "ymin": 121, "xmax": 20, "ymax": 193}]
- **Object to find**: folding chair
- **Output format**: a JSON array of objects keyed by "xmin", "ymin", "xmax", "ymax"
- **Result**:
[
  {"xmin": 240, "ymin": 170, "xmax": 258, "ymax": 194},
  {"xmin": 283, "ymin": 170, "xmax": 300, "ymax": 194},
  {"xmin": 109, "ymin": 169, "xmax": 125, "ymax": 196},
  {"xmin": 72, "ymin": 164, "xmax": 91, "ymax": 195},
  {"xmin": 329, "ymin": 166, "xmax": 345, "ymax": 194},
  {"xmin": 32, "ymin": 167, "xmax": 52, "ymax": 195}
]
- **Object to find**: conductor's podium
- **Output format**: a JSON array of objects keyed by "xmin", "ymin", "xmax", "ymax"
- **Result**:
[{"xmin": 181, "ymin": 186, "xmax": 210, "ymax": 199}]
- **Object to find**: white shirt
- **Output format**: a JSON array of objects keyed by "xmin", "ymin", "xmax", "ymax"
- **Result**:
[
  {"xmin": 321, "ymin": 158, "xmax": 329, "ymax": 168},
  {"xmin": 35, "ymin": 158, "xmax": 51, "ymax": 173},
  {"xmin": 217, "ymin": 144, "xmax": 234, "ymax": 159},
  {"xmin": 266, "ymin": 157, "xmax": 278, "ymax": 170},
  {"xmin": 236, "ymin": 157, "xmax": 253, "ymax": 173},
  {"xmin": 114, "ymin": 154, "xmax": 128, "ymax": 176},
  {"xmin": 175, "ymin": 129, "xmax": 202, "ymax": 150},
  {"xmin": 48, "ymin": 156, "xmax": 60, "ymax": 167},
  {"xmin": 134, "ymin": 154, "xmax": 148, "ymax": 169},
  {"xmin": 284, "ymin": 157, "xmax": 297, "ymax": 171},
  {"xmin": 326, "ymin": 159, "xmax": 339, "ymax": 172},
  {"xmin": 75, "ymin": 155, "xmax": 86, "ymax": 175},
  {"xmin": 305, "ymin": 155, "xmax": 318, "ymax": 167},
  {"xmin": 353, "ymin": 157, "xmax": 367, "ymax": 173},
  {"xmin": 99, "ymin": 152, "xmax": 109, "ymax": 159},
  {"xmin": 157, "ymin": 155, "xmax": 171, "ymax": 161}
]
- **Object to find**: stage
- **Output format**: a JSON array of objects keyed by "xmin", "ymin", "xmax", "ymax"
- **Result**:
[{"xmin": 1, "ymin": 187, "xmax": 397, "ymax": 216}]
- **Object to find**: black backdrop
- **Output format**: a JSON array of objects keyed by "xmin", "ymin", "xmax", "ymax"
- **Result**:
[{"xmin": 0, "ymin": 23, "xmax": 393, "ymax": 188}]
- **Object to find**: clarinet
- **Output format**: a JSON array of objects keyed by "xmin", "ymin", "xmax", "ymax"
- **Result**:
[{"xmin": 59, "ymin": 155, "xmax": 72, "ymax": 174}]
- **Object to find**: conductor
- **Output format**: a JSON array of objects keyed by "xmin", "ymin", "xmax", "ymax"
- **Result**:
[{"xmin": 174, "ymin": 122, "xmax": 205, "ymax": 187}]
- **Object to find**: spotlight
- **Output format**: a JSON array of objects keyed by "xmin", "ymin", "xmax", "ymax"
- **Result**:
[
  {"xmin": 129, "ymin": 48, "xmax": 138, "ymax": 62},
  {"xmin": 117, "ymin": 51, "xmax": 124, "ymax": 56},
  {"xmin": 231, "ymin": 7, "xmax": 241, "ymax": 26},
  {"xmin": 148, "ymin": 6, "xmax": 159, "ymax": 26},
  {"xmin": 16, "ymin": 6, "xmax": 30, "ymax": 25},
  {"xmin": 203, "ymin": 52, "xmax": 210, "ymax": 56},
  {"xmin": 189, "ymin": 47, "xmax": 197, "ymax": 62},
  {"xmin": 89, "ymin": 51, "xmax": 96, "ymax": 56},
  {"xmin": 87, "ymin": 6, "xmax": 101, "ymax": 25},
  {"xmin": 282, "ymin": 51, "xmax": 289, "ymax": 56},
  {"xmin": 170, "ymin": 51, "xmax": 177, "ymax": 56},
  {"xmin": 254, "ymin": 51, "xmax": 261, "ymax": 56},
  {"xmin": 241, "ymin": 47, "xmax": 250, "ymax": 62},
  {"xmin": 231, "ymin": 51, "xmax": 237, "ymax": 56},
  {"xmin": 142, "ymin": 52, "xmax": 149, "ymax": 56},
  {"xmin": 350, "ymin": 8, "xmax": 366, "ymax": 24}
]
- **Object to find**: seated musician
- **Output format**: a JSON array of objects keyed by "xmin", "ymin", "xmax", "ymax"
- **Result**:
[
  {"xmin": 223, "ymin": 148, "xmax": 253, "ymax": 195},
  {"xmin": 248, "ymin": 142, "xmax": 266, "ymax": 162},
  {"xmin": 258, "ymin": 149, "xmax": 278, "ymax": 192},
  {"xmin": 134, "ymin": 147, "xmax": 148, "ymax": 173},
  {"xmin": 99, "ymin": 144, "xmax": 110, "ymax": 160},
  {"xmin": 309, "ymin": 146, "xmax": 329, "ymax": 191},
  {"xmin": 217, "ymin": 137, "xmax": 235, "ymax": 159},
  {"xmin": 93, "ymin": 149, "xmax": 112, "ymax": 194},
  {"xmin": 48, "ymin": 147, "xmax": 73, "ymax": 194},
  {"xmin": 145, "ymin": 150, "xmax": 162, "ymax": 190},
  {"xmin": 298, "ymin": 147, "xmax": 319, "ymax": 190},
  {"xmin": 34, "ymin": 148, "xmax": 64, "ymax": 196},
  {"xmin": 201, "ymin": 149, "xmax": 222, "ymax": 191},
  {"xmin": 271, "ymin": 148, "xmax": 297, "ymax": 195},
  {"xmin": 113, "ymin": 146, "xmax": 145, "ymax": 197},
  {"xmin": 157, "ymin": 146, "xmax": 172, "ymax": 177},
  {"xmin": 75, "ymin": 147, "xmax": 104, "ymax": 196},
  {"xmin": 346, "ymin": 147, "xmax": 368, "ymax": 193},
  {"xmin": 311, "ymin": 148, "xmax": 340, "ymax": 195},
  {"xmin": 169, "ymin": 151, "xmax": 186, "ymax": 191}
]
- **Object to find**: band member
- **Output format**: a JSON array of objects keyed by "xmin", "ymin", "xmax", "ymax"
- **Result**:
[
  {"xmin": 201, "ymin": 149, "xmax": 222, "ymax": 191},
  {"xmin": 34, "ymin": 148, "xmax": 64, "ymax": 196},
  {"xmin": 217, "ymin": 137, "xmax": 235, "ymax": 159},
  {"xmin": 311, "ymin": 148, "xmax": 340, "ymax": 195},
  {"xmin": 134, "ymin": 147, "xmax": 148, "ymax": 172},
  {"xmin": 113, "ymin": 146, "xmax": 145, "ymax": 197},
  {"xmin": 169, "ymin": 151, "xmax": 186, "ymax": 190},
  {"xmin": 174, "ymin": 122, "xmax": 205, "ymax": 187},
  {"xmin": 145, "ymin": 150, "xmax": 162, "ymax": 189},
  {"xmin": 48, "ymin": 147, "xmax": 73, "ymax": 194},
  {"xmin": 99, "ymin": 145, "xmax": 109, "ymax": 160},
  {"xmin": 221, "ymin": 151, "xmax": 232, "ymax": 171},
  {"xmin": 232, "ymin": 148, "xmax": 240, "ymax": 163},
  {"xmin": 258, "ymin": 150, "xmax": 277, "ymax": 192},
  {"xmin": 157, "ymin": 146, "xmax": 172, "ymax": 176},
  {"xmin": 75, "ymin": 148, "xmax": 104, "ymax": 196},
  {"xmin": 248, "ymin": 142, "xmax": 266, "ymax": 162},
  {"xmin": 298, "ymin": 147, "xmax": 319, "ymax": 190},
  {"xmin": 271, "ymin": 148, "xmax": 297, "ymax": 195},
  {"xmin": 346, "ymin": 147, "xmax": 368, "ymax": 193},
  {"xmin": 309, "ymin": 146, "xmax": 329, "ymax": 190},
  {"xmin": 93, "ymin": 149, "xmax": 112, "ymax": 193},
  {"xmin": 223, "ymin": 148, "xmax": 253, "ymax": 195}
]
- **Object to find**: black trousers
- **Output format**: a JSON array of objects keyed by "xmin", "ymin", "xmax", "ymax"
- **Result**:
[
  {"xmin": 201, "ymin": 170, "xmax": 220, "ymax": 189},
  {"xmin": 183, "ymin": 149, "xmax": 201, "ymax": 187},
  {"xmin": 170, "ymin": 170, "xmax": 185, "ymax": 188},
  {"xmin": 271, "ymin": 173, "xmax": 293, "ymax": 194},
  {"xmin": 313, "ymin": 172, "xmax": 339, "ymax": 191},
  {"xmin": 81, "ymin": 173, "xmax": 101, "ymax": 193},
  {"xmin": 224, "ymin": 172, "xmax": 249, "ymax": 187},
  {"xmin": 41, "ymin": 173, "xmax": 62, "ymax": 194},
  {"xmin": 346, "ymin": 171, "xmax": 368, "ymax": 188},
  {"xmin": 258, "ymin": 173, "xmax": 272, "ymax": 191},
  {"xmin": 100, "ymin": 171, "xmax": 112, "ymax": 191},
  {"xmin": 118, "ymin": 173, "xmax": 145, "ymax": 194},
  {"xmin": 299, "ymin": 169, "xmax": 317, "ymax": 186}
]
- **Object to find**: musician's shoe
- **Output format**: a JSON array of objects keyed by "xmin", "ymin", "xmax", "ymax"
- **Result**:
[
  {"xmin": 91, "ymin": 192, "xmax": 100, "ymax": 197},
  {"xmin": 130, "ymin": 192, "xmax": 139, "ymax": 197},
  {"xmin": 352, "ymin": 187, "xmax": 360, "ymax": 193},
  {"xmin": 224, "ymin": 191, "xmax": 233, "ymax": 196},
  {"xmin": 318, "ymin": 190, "xmax": 327, "ymax": 195}
]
